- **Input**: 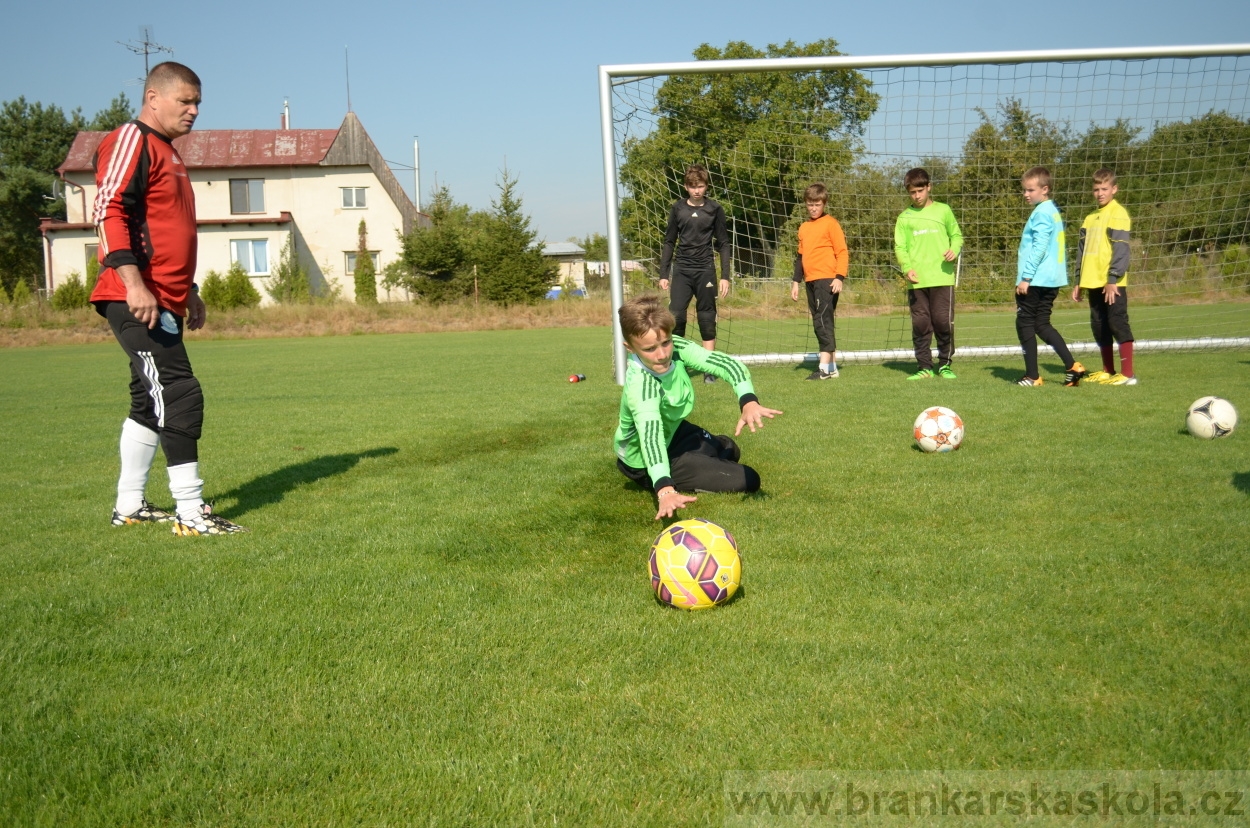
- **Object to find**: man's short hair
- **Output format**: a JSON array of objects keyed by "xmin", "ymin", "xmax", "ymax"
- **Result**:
[
  {"xmin": 1023, "ymin": 166, "xmax": 1052, "ymax": 190},
  {"xmin": 1093, "ymin": 168, "xmax": 1118, "ymax": 185},
  {"xmin": 683, "ymin": 164, "xmax": 709, "ymax": 188},
  {"xmin": 903, "ymin": 168, "xmax": 930, "ymax": 189},
  {"xmin": 145, "ymin": 62, "xmax": 201, "ymax": 93},
  {"xmin": 804, "ymin": 182, "xmax": 828, "ymax": 204},
  {"xmin": 620, "ymin": 295, "xmax": 675, "ymax": 341}
]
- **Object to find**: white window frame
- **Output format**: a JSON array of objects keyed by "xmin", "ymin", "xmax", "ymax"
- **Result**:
[
  {"xmin": 231, "ymin": 239, "xmax": 270, "ymax": 275},
  {"xmin": 229, "ymin": 178, "xmax": 265, "ymax": 214},
  {"xmin": 345, "ymin": 250, "xmax": 380, "ymax": 275},
  {"xmin": 341, "ymin": 187, "xmax": 368, "ymax": 209}
]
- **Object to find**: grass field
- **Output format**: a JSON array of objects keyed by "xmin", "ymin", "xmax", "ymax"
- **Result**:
[{"xmin": 1, "ymin": 327, "xmax": 1247, "ymax": 825}]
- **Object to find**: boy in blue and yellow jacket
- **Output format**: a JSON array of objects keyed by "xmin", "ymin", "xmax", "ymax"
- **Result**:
[{"xmin": 1014, "ymin": 167, "xmax": 1086, "ymax": 387}]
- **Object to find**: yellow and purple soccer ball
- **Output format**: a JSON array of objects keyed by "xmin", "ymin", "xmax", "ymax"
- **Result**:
[
  {"xmin": 914, "ymin": 406, "xmax": 964, "ymax": 452},
  {"xmin": 1186, "ymin": 396, "xmax": 1238, "ymax": 439},
  {"xmin": 649, "ymin": 518, "xmax": 742, "ymax": 610}
]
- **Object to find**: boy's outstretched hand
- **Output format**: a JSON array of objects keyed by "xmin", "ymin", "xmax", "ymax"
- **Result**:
[
  {"xmin": 655, "ymin": 487, "xmax": 697, "ymax": 520},
  {"xmin": 735, "ymin": 400, "xmax": 783, "ymax": 436}
]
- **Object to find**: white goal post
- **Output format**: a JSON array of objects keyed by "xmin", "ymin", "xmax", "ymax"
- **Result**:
[{"xmin": 598, "ymin": 44, "xmax": 1250, "ymax": 384}]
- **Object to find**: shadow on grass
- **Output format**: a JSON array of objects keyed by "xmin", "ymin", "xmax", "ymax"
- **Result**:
[
  {"xmin": 883, "ymin": 360, "xmax": 919, "ymax": 376},
  {"xmin": 214, "ymin": 447, "xmax": 398, "ymax": 518},
  {"xmin": 1233, "ymin": 471, "xmax": 1250, "ymax": 496}
]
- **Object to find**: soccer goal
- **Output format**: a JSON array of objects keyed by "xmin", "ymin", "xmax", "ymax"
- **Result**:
[{"xmin": 598, "ymin": 44, "xmax": 1250, "ymax": 383}]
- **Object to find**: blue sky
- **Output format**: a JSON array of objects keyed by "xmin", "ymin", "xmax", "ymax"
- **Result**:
[{"xmin": 3, "ymin": 0, "xmax": 1248, "ymax": 243}]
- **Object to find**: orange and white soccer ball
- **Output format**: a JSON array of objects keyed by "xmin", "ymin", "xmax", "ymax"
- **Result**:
[
  {"xmin": 649, "ymin": 518, "xmax": 742, "ymax": 610},
  {"xmin": 914, "ymin": 406, "xmax": 964, "ymax": 452}
]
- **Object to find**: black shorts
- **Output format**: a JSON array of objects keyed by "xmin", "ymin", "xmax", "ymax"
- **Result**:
[
  {"xmin": 98, "ymin": 301, "xmax": 204, "ymax": 465},
  {"xmin": 617, "ymin": 420, "xmax": 759, "ymax": 493}
]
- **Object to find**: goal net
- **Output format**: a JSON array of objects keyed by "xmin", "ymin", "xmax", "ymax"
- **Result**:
[{"xmin": 598, "ymin": 45, "xmax": 1250, "ymax": 377}]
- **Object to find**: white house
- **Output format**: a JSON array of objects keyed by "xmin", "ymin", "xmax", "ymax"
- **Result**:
[
  {"xmin": 41, "ymin": 112, "xmax": 427, "ymax": 304},
  {"xmin": 541, "ymin": 241, "xmax": 586, "ymax": 290}
]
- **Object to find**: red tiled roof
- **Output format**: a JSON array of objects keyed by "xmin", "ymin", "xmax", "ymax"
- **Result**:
[{"xmin": 58, "ymin": 128, "xmax": 340, "ymax": 174}]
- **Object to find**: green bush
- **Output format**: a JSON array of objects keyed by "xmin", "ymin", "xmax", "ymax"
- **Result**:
[
  {"xmin": 202, "ymin": 264, "xmax": 262, "ymax": 310},
  {"xmin": 10, "ymin": 279, "xmax": 33, "ymax": 306},
  {"xmin": 0, "ymin": 280, "xmax": 10, "ymax": 305},
  {"xmin": 224, "ymin": 261, "xmax": 262, "ymax": 309},
  {"xmin": 85, "ymin": 255, "xmax": 100, "ymax": 295},
  {"xmin": 266, "ymin": 236, "xmax": 311, "ymax": 304},
  {"xmin": 50, "ymin": 271, "xmax": 90, "ymax": 310},
  {"xmin": 1220, "ymin": 244, "xmax": 1250, "ymax": 290},
  {"xmin": 199, "ymin": 270, "xmax": 228, "ymax": 310}
]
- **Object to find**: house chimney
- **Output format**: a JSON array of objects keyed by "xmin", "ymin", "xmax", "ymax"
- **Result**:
[{"xmin": 280, "ymin": 98, "xmax": 290, "ymax": 130}]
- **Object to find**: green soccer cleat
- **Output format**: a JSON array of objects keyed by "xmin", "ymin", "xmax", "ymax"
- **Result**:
[
  {"xmin": 1107, "ymin": 373, "xmax": 1138, "ymax": 386},
  {"xmin": 1085, "ymin": 370, "xmax": 1113, "ymax": 384},
  {"xmin": 111, "ymin": 499, "xmax": 175, "ymax": 526},
  {"xmin": 172, "ymin": 503, "xmax": 248, "ymax": 536},
  {"xmin": 937, "ymin": 365, "xmax": 957, "ymax": 379},
  {"xmin": 907, "ymin": 368, "xmax": 936, "ymax": 381}
]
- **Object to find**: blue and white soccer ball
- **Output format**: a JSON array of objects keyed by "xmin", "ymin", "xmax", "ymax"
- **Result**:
[{"xmin": 1186, "ymin": 396, "xmax": 1238, "ymax": 439}]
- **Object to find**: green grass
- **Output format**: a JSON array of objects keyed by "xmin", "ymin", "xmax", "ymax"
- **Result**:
[{"xmin": 1, "ymin": 329, "xmax": 1248, "ymax": 825}]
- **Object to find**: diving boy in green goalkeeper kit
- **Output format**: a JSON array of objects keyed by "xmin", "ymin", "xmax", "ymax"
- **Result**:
[{"xmin": 614, "ymin": 295, "xmax": 782, "ymax": 520}]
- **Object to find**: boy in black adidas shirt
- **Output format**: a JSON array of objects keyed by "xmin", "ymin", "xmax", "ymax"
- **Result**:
[{"xmin": 658, "ymin": 164, "xmax": 731, "ymax": 382}]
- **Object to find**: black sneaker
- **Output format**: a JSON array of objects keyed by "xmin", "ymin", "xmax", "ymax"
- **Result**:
[
  {"xmin": 1064, "ymin": 361, "xmax": 1087, "ymax": 387},
  {"xmin": 111, "ymin": 499, "xmax": 175, "ymax": 526},
  {"xmin": 172, "ymin": 503, "xmax": 248, "ymax": 536},
  {"xmin": 805, "ymin": 369, "xmax": 836, "ymax": 380},
  {"xmin": 703, "ymin": 374, "xmax": 718, "ymax": 384}
]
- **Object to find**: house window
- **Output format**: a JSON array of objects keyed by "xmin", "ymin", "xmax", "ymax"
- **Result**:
[
  {"xmin": 229, "ymin": 179, "xmax": 265, "ymax": 214},
  {"xmin": 341, "ymin": 187, "xmax": 367, "ymax": 208},
  {"xmin": 85, "ymin": 244, "xmax": 99, "ymax": 270},
  {"xmin": 345, "ymin": 251, "xmax": 380, "ymax": 274},
  {"xmin": 231, "ymin": 239, "xmax": 270, "ymax": 275}
]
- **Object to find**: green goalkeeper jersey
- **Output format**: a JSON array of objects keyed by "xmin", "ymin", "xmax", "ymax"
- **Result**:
[
  {"xmin": 894, "ymin": 201, "xmax": 963, "ymax": 288},
  {"xmin": 614, "ymin": 337, "xmax": 756, "ymax": 489}
]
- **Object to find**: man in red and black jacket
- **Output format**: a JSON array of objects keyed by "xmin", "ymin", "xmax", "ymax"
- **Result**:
[{"xmin": 90, "ymin": 61, "xmax": 245, "ymax": 535}]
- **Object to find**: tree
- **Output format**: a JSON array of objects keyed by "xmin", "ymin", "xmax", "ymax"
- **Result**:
[
  {"xmin": 265, "ymin": 234, "xmax": 311, "ymax": 304},
  {"xmin": 397, "ymin": 185, "xmax": 474, "ymax": 302},
  {"xmin": 578, "ymin": 232, "xmax": 609, "ymax": 261},
  {"xmin": 618, "ymin": 39, "xmax": 879, "ymax": 270},
  {"xmin": 0, "ymin": 165, "xmax": 52, "ymax": 294},
  {"xmin": 0, "ymin": 94, "xmax": 132, "ymax": 293},
  {"xmin": 475, "ymin": 170, "xmax": 556, "ymax": 305},
  {"xmin": 88, "ymin": 94, "xmax": 134, "ymax": 132},
  {"xmin": 948, "ymin": 99, "xmax": 1072, "ymax": 261},
  {"xmin": 353, "ymin": 219, "xmax": 378, "ymax": 304}
]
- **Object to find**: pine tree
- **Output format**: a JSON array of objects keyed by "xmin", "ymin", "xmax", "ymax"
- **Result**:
[
  {"xmin": 476, "ymin": 170, "xmax": 556, "ymax": 305},
  {"xmin": 265, "ymin": 235, "xmax": 311, "ymax": 304},
  {"xmin": 353, "ymin": 219, "xmax": 377, "ymax": 304}
]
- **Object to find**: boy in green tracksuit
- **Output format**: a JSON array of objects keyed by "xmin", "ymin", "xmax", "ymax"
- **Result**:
[
  {"xmin": 894, "ymin": 168, "xmax": 964, "ymax": 380},
  {"xmin": 614, "ymin": 295, "xmax": 782, "ymax": 520}
]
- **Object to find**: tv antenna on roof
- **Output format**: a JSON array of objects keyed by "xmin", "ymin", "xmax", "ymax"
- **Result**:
[{"xmin": 118, "ymin": 25, "xmax": 174, "ymax": 79}]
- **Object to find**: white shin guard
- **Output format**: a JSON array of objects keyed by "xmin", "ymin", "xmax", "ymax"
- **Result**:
[{"xmin": 116, "ymin": 419, "xmax": 160, "ymax": 516}]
